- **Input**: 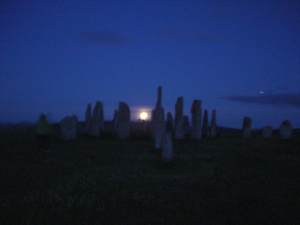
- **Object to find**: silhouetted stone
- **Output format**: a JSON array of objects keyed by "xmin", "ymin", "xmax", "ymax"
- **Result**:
[
  {"xmin": 112, "ymin": 109, "xmax": 118, "ymax": 130},
  {"xmin": 262, "ymin": 126, "xmax": 273, "ymax": 139},
  {"xmin": 202, "ymin": 109, "xmax": 209, "ymax": 138},
  {"xmin": 90, "ymin": 101, "xmax": 104, "ymax": 137},
  {"xmin": 182, "ymin": 115, "xmax": 190, "ymax": 137},
  {"xmin": 191, "ymin": 100, "xmax": 202, "ymax": 140},
  {"xmin": 166, "ymin": 112, "xmax": 174, "ymax": 133},
  {"xmin": 156, "ymin": 85, "xmax": 162, "ymax": 108},
  {"xmin": 115, "ymin": 102, "xmax": 130, "ymax": 139},
  {"xmin": 161, "ymin": 132, "xmax": 173, "ymax": 161},
  {"xmin": 60, "ymin": 115, "xmax": 78, "ymax": 140},
  {"xmin": 36, "ymin": 113, "xmax": 52, "ymax": 136},
  {"xmin": 151, "ymin": 86, "xmax": 165, "ymax": 149},
  {"xmin": 210, "ymin": 110, "xmax": 217, "ymax": 138},
  {"xmin": 85, "ymin": 103, "xmax": 92, "ymax": 134},
  {"xmin": 175, "ymin": 97, "xmax": 185, "ymax": 140},
  {"xmin": 242, "ymin": 117, "xmax": 252, "ymax": 138},
  {"xmin": 279, "ymin": 120, "xmax": 293, "ymax": 139}
]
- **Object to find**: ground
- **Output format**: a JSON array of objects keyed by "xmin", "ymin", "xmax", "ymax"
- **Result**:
[{"xmin": 0, "ymin": 126, "xmax": 299, "ymax": 225}]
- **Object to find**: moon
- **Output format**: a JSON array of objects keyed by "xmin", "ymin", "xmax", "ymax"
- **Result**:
[{"xmin": 139, "ymin": 111, "xmax": 149, "ymax": 121}]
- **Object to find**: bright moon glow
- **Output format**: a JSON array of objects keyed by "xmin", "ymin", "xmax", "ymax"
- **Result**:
[{"xmin": 139, "ymin": 111, "xmax": 149, "ymax": 121}]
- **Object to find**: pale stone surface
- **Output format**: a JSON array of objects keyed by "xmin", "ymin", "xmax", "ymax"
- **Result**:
[
  {"xmin": 60, "ymin": 115, "xmax": 78, "ymax": 140},
  {"xmin": 161, "ymin": 132, "xmax": 173, "ymax": 161},
  {"xmin": 151, "ymin": 86, "xmax": 165, "ymax": 149},
  {"xmin": 242, "ymin": 117, "xmax": 252, "ymax": 138},
  {"xmin": 191, "ymin": 100, "xmax": 202, "ymax": 140},
  {"xmin": 115, "ymin": 102, "xmax": 131, "ymax": 139},
  {"xmin": 262, "ymin": 126, "xmax": 273, "ymax": 138},
  {"xmin": 202, "ymin": 109, "xmax": 209, "ymax": 138},
  {"xmin": 85, "ymin": 103, "xmax": 92, "ymax": 134},
  {"xmin": 175, "ymin": 97, "xmax": 185, "ymax": 140},
  {"xmin": 90, "ymin": 101, "xmax": 104, "ymax": 137},
  {"xmin": 279, "ymin": 120, "xmax": 293, "ymax": 139},
  {"xmin": 210, "ymin": 110, "xmax": 217, "ymax": 138}
]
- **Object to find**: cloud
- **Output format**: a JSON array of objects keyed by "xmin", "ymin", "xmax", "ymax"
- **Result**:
[
  {"xmin": 159, "ymin": 30, "xmax": 221, "ymax": 42},
  {"xmin": 223, "ymin": 94, "xmax": 300, "ymax": 108},
  {"xmin": 79, "ymin": 29, "xmax": 221, "ymax": 47},
  {"xmin": 80, "ymin": 31, "xmax": 130, "ymax": 46}
]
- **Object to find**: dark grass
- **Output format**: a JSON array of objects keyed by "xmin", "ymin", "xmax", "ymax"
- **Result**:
[{"xmin": 0, "ymin": 127, "xmax": 300, "ymax": 225}]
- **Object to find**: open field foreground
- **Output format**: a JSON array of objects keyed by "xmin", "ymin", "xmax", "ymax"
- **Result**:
[{"xmin": 0, "ymin": 128, "xmax": 300, "ymax": 225}]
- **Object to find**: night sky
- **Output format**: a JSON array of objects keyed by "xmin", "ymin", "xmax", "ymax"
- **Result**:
[{"xmin": 1, "ymin": 0, "xmax": 300, "ymax": 128}]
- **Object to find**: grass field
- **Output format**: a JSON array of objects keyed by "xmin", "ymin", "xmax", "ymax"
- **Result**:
[{"xmin": 0, "ymin": 126, "xmax": 299, "ymax": 225}]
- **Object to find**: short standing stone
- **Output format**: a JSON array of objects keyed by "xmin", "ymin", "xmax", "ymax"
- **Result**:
[
  {"xmin": 262, "ymin": 126, "xmax": 273, "ymax": 138},
  {"xmin": 279, "ymin": 120, "xmax": 293, "ymax": 139},
  {"xmin": 60, "ymin": 115, "xmax": 78, "ymax": 140},
  {"xmin": 202, "ymin": 109, "xmax": 209, "ymax": 138},
  {"xmin": 210, "ymin": 110, "xmax": 217, "ymax": 138},
  {"xmin": 90, "ymin": 101, "xmax": 104, "ymax": 137},
  {"xmin": 115, "ymin": 102, "xmax": 131, "ymax": 139},
  {"xmin": 161, "ymin": 132, "xmax": 173, "ymax": 161},
  {"xmin": 112, "ymin": 109, "xmax": 118, "ymax": 129},
  {"xmin": 85, "ymin": 103, "xmax": 93, "ymax": 134},
  {"xmin": 151, "ymin": 86, "xmax": 166, "ymax": 149},
  {"xmin": 242, "ymin": 116, "xmax": 252, "ymax": 138},
  {"xmin": 191, "ymin": 100, "xmax": 202, "ymax": 140}
]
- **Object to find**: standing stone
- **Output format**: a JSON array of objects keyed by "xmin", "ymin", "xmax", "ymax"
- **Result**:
[
  {"xmin": 191, "ymin": 100, "xmax": 202, "ymax": 140},
  {"xmin": 85, "ymin": 103, "xmax": 92, "ymax": 134},
  {"xmin": 161, "ymin": 132, "xmax": 173, "ymax": 161},
  {"xmin": 156, "ymin": 86, "xmax": 162, "ymax": 107},
  {"xmin": 182, "ymin": 115, "xmax": 190, "ymax": 137},
  {"xmin": 210, "ymin": 110, "xmax": 217, "ymax": 138},
  {"xmin": 262, "ymin": 126, "xmax": 273, "ymax": 138},
  {"xmin": 242, "ymin": 117, "xmax": 252, "ymax": 138},
  {"xmin": 60, "ymin": 115, "xmax": 78, "ymax": 140},
  {"xmin": 202, "ymin": 109, "xmax": 209, "ymax": 138},
  {"xmin": 279, "ymin": 120, "xmax": 293, "ymax": 139},
  {"xmin": 175, "ymin": 97, "xmax": 185, "ymax": 140},
  {"xmin": 175, "ymin": 97, "xmax": 183, "ymax": 124},
  {"xmin": 112, "ymin": 109, "xmax": 118, "ymax": 130},
  {"xmin": 90, "ymin": 101, "xmax": 104, "ymax": 137},
  {"xmin": 151, "ymin": 86, "xmax": 165, "ymax": 149},
  {"xmin": 115, "ymin": 102, "xmax": 130, "ymax": 139},
  {"xmin": 166, "ymin": 112, "xmax": 174, "ymax": 133}
]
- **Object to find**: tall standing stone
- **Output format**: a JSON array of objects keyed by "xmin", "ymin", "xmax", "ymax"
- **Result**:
[
  {"xmin": 151, "ymin": 86, "xmax": 165, "ymax": 149},
  {"xmin": 242, "ymin": 116, "xmax": 252, "ymax": 138},
  {"xmin": 85, "ymin": 103, "xmax": 92, "ymax": 134},
  {"xmin": 279, "ymin": 120, "xmax": 293, "ymax": 139},
  {"xmin": 191, "ymin": 100, "xmax": 202, "ymax": 140},
  {"xmin": 60, "ymin": 115, "xmax": 78, "ymax": 140},
  {"xmin": 115, "ymin": 102, "xmax": 131, "ymax": 139},
  {"xmin": 175, "ymin": 97, "xmax": 185, "ymax": 140},
  {"xmin": 262, "ymin": 126, "xmax": 273, "ymax": 139},
  {"xmin": 90, "ymin": 101, "xmax": 104, "ymax": 137},
  {"xmin": 210, "ymin": 110, "xmax": 217, "ymax": 138},
  {"xmin": 202, "ymin": 109, "xmax": 209, "ymax": 138}
]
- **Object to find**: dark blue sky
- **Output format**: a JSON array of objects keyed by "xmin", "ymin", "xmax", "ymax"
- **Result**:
[{"xmin": 1, "ymin": 0, "xmax": 300, "ymax": 127}]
